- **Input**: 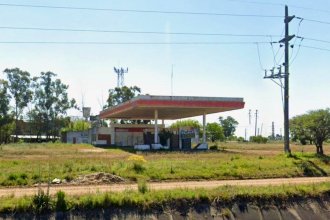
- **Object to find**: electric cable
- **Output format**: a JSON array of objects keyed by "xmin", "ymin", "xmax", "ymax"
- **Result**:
[{"xmin": 0, "ymin": 3, "xmax": 282, "ymax": 17}]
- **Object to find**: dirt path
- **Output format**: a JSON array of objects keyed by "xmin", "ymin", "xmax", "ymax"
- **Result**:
[{"xmin": 1, "ymin": 177, "xmax": 329, "ymax": 198}]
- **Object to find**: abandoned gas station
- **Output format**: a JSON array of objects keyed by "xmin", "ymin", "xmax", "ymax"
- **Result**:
[{"xmin": 98, "ymin": 95, "xmax": 245, "ymax": 150}]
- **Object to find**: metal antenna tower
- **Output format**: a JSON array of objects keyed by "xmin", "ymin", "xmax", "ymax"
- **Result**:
[{"xmin": 114, "ymin": 67, "xmax": 128, "ymax": 87}]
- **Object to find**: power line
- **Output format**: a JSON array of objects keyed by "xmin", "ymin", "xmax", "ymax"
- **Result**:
[
  {"xmin": 300, "ymin": 45, "xmax": 330, "ymax": 52},
  {"xmin": 0, "ymin": 26, "xmax": 281, "ymax": 37},
  {"xmin": 256, "ymin": 43, "xmax": 265, "ymax": 71},
  {"xmin": 0, "ymin": 3, "xmax": 282, "ymax": 17},
  {"xmin": 297, "ymin": 36, "xmax": 330, "ymax": 44},
  {"xmin": 0, "ymin": 41, "xmax": 274, "ymax": 45},
  {"xmin": 289, "ymin": 18, "xmax": 303, "ymax": 61},
  {"xmin": 298, "ymin": 18, "xmax": 330, "ymax": 26},
  {"xmin": 290, "ymin": 38, "xmax": 304, "ymax": 65},
  {"xmin": 228, "ymin": 0, "xmax": 330, "ymax": 15}
]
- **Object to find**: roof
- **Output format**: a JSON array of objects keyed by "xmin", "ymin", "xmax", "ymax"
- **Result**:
[{"xmin": 99, "ymin": 95, "xmax": 245, "ymax": 120}]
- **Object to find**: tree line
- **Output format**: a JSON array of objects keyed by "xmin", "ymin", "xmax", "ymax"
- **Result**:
[
  {"xmin": 0, "ymin": 68, "xmax": 77, "ymax": 143},
  {"xmin": 170, "ymin": 116, "xmax": 239, "ymax": 142}
]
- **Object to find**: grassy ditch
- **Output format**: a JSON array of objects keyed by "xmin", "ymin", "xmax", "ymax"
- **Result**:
[
  {"xmin": 0, "ymin": 143, "xmax": 329, "ymax": 186},
  {"xmin": 0, "ymin": 182, "xmax": 330, "ymax": 214}
]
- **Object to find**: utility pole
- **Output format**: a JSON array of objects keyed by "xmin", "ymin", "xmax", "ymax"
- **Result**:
[
  {"xmin": 254, "ymin": 110, "xmax": 258, "ymax": 136},
  {"xmin": 282, "ymin": 5, "xmax": 294, "ymax": 154},
  {"xmin": 248, "ymin": 109, "xmax": 251, "ymax": 125},
  {"xmin": 264, "ymin": 5, "xmax": 294, "ymax": 154},
  {"xmin": 272, "ymin": 122, "xmax": 275, "ymax": 139}
]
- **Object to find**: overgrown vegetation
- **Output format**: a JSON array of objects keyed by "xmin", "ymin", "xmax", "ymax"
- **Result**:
[
  {"xmin": 0, "ymin": 143, "xmax": 328, "ymax": 186},
  {"xmin": 0, "ymin": 182, "xmax": 330, "ymax": 214}
]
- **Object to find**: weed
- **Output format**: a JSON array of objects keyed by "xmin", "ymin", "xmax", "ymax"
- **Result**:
[
  {"xmin": 55, "ymin": 191, "xmax": 67, "ymax": 212},
  {"xmin": 64, "ymin": 174, "xmax": 74, "ymax": 182},
  {"xmin": 209, "ymin": 144, "xmax": 218, "ymax": 150},
  {"xmin": 32, "ymin": 189, "xmax": 51, "ymax": 214},
  {"xmin": 90, "ymin": 166, "xmax": 97, "ymax": 172},
  {"xmin": 20, "ymin": 173, "xmax": 28, "ymax": 180},
  {"xmin": 7, "ymin": 174, "xmax": 17, "ymax": 181},
  {"xmin": 128, "ymin": 155, "xmax": 147, "ymax": 173},
  {"xmin": 170, "ymin": 165, "xmax": 175, "ymax": 174},
  {"xmin": 138, "ymin": 179, "xmax": 149, "ymax": 194},
  {"xmin": 32, "ymin": 174, "xmax": 41, "ymax": 180}
]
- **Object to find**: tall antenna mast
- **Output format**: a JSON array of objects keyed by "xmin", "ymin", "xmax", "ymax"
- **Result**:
[
  {"xmin": 171, "ymin": 64, "xmax": 174, "ymax": 96},
  {"xmin": 113, "ymin": 67, "xmax": 128, "ymax": 87}
]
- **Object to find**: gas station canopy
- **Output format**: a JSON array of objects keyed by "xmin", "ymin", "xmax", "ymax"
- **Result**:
[{"xmin": 100, "ymin": 95, "xmax": 245, "ymax": 120}]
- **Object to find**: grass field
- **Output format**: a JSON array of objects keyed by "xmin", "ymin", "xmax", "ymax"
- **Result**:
[
  {"xmin": 1, "ymin": 182, "xmax": 330, "ymax": 214},
  {"xmin": 0, "ymin": 142, "xmax": 329, "ymax": 186}
]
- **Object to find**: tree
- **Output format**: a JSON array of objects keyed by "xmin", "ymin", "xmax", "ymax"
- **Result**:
[
  {"xmin": 219, "ymin": 116, "xmax": 238, "ymax": 139},
  {"xmin": 290, "ymin": 114, "xmax": 313, "ymax": 145},
  {"xmin": 105, "ymin": 86, "xmax": 149, "ymax": 124},
  {"xmin": 106, "ymin": 86, "xmax": 141, "ymax": 107},
  {"xmin": 33, "ymin": 72, "xmax": 77, "ymax": 140},
  {"xmin": 206, "ymin": 122, "xmax": 225, "ymax": 142},
  {"xmin": 4, "ymin": 68, "xmax": 33, "ymax": 140},
  {"xmin": 290, "ymin": 109, "xmax": 330, "ymax": 155},
  {"xmin": 170, "ymin": 119, "xmax": 201, "ymax": 129},
  {"xmin": 0, "ymin": 80, "xmax": 14, "ymax": 144},
  {"xmin": 62, "ymin": 120, "xmax": 91, "ymax": 132}
]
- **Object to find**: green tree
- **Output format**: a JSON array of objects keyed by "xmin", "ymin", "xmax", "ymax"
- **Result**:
[
  {"xmin": 219, "ymin": 116, "xmax": 238, "ymax": 139},
  {"xmin": 4, "ymin": 68, "xmax": 33, "ymax": 140},
  {"xmin": 0, "ymin": 80, "xmax": 14, "ymax": 144},
  {"xmin": 290, "ymin": 114, "xmax": 313, "ymax": 145},
  {"xmin": 33, "ymin": 72, "xmax": 77, "ymax": 140},
  {"xmin": 290, "ymin": 109, "xmax": 330, "ymax": 155},
  {"xmin": 106, "ymin": 86, "xmax": 141, "ymax": 107},
  {"xmin": 105, "ymin": 86, "xmax": 149, "ymax": 124},
  {"xmin": 206, "ymin": 122, "xmax": 225, "ymax": 142},
  {"xmin": 170, "ymin": 119, "xmax": 201, "ymax": 129},
  {"xmin": 62, "ymin": 120, "xmax": 91, "ymax": 132}
]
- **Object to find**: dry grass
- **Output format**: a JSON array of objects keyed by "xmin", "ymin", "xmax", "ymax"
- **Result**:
[{"xmin": 0, "ymin": 142, "xmax": 329, "ymax": 186}]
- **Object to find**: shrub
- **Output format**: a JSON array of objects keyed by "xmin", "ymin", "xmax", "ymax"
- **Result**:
[
  {"xmin": 128, "ymin": 155, "xmax": 147, "ymax": 173},
  {"xmin": 138, "ymin": 179, "xmax": 149, "ymax": 194},
  {"xmin": 32, "ymin": 189, "xmax": 51, "ymax": 214},
  {"xmin": 56, "ymin": 191, "xmax": 67, "ymax": 212},
  {"xmin": 249, "ymin": 135, "xmax": 268, "ymax": 144},
  {"xmin": 237, "ymin": 137, "xmax": 245, "ymax": 142},
  {"xmin": 20, "ymin": 173, "xmax": 28, "ymax": 180},
  {"xmin": 209, "ymin": 145, "xmax": 218, "ymax": 150},
  {"xmin": 8, "ymin": 174, "xmax": 17, "ymax": 181}
]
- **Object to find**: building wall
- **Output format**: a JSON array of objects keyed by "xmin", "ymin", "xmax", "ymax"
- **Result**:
[{"xmin": 66, "ymin": 131, "xmax": 90, "ymax": 144}]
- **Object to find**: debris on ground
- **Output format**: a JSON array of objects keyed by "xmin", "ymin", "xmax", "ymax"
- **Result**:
[
  {"xmin": 70, "ymin": 172, "xmax": 126, "ymax": 185},
  {"xmin": 52, "ymin": 178, "xmax": 61, "ymax": 184}
]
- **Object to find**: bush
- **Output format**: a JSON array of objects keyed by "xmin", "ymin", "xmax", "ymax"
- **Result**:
[
  {"xmin": 128, "ymin": 155, "xmax": 147, "ymax": 173},
  {"xmin": 32, "ymin": 189, "xmax": 51, "ymax": 214},
  {"xmin": 249, "ymin": 136, "xmax": 268, "ymax": 144},
  {"xmin": 8, "ymin": 174, "xmax": 17, "ymax": 181},
  {"xmin": 209, "ymin": 145, "xmax": 218, "ymax": 150},
  {"xmin": 138, "ymin": 179, "xmax": 149, "ymax": 194},
  {"xmin": 237, "ymin": 137, "xmax": 245, "ymax": 142},
  {"xmin": 56, "ymin": 191, "xmax": 67, "ymax": 212}
]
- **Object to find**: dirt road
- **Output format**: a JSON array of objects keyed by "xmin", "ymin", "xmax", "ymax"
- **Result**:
[{"xmin": 1, "ymin": 177, "xmax": 329, "ymax": 198}]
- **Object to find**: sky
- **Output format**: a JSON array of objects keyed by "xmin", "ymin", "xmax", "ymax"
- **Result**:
[{"xmin": 0, "ymin": 0, "xmax": 330, "ymax": 138}]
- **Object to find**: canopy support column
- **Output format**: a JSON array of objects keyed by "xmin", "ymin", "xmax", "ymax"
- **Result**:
[
  {"xmin": 154, "ymin": 109, "xmax": 158, "ymax": 144},
  {"xmin": 203, "ymin": 112, "xmax": 206, "ymax": 144}
]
